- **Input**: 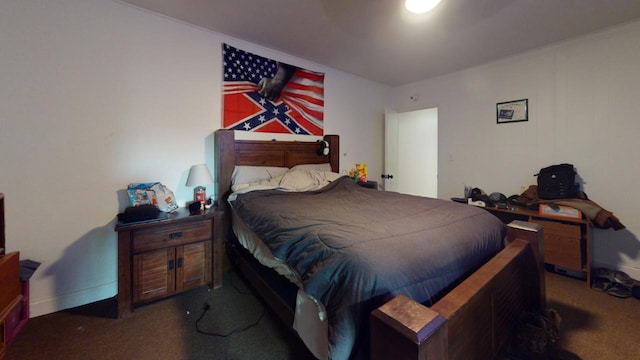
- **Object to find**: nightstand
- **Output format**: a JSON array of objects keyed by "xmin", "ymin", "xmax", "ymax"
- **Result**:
[
  {"xmin": 479, "ymin": 206, "xmax": 592, "ymax": 285},
  {"xmin": 357, "ymin": 181, "xmax": 378, "ymax": 189},
  {"xmin": 115, "ymin": 207, "xmax": 222, "ymax": 318}
]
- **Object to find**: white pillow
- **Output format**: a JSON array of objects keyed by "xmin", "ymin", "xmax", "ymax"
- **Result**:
[
  {"xmin": 279, "ymin": 170, "xmax": 341, "ymax": 192},
  {"xmin": 231, "ymin": 175, "xmax": 283, "ymax": 194},
  {"xmin": 289, "ymin": 163, "xmax": 332, "ymax": 172},
  {"xmin": 231, "ymin": 166, "xmax": 289, "ymax": 186}
]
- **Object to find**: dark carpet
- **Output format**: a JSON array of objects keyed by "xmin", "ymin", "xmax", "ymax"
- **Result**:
[
  {"xmin": 7, "ymin": 270, "xmax": 315, "ymax": 360},
  {"xmin": 6, "ymin": 269, "xmax": 640, "ymax": 360}
]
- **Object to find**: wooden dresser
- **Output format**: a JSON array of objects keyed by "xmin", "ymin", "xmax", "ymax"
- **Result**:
[
  {"xmin": 115, "ymin": 207, "xmax": 222, "ymax": 318},
  {"xmin": 480, "ymin": 205, "xmax": 592, "ymax": 285},
  {"xmin": 0, "ymin": 194, "xmax": 22, "ymax": 360},
  {"xmin": 0, "ymin": 193, "xmax": 4, "ymax": 255}
]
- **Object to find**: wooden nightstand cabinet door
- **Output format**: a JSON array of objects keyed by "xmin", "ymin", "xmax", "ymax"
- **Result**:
[
  {"xmin": 176, "ymin": 241, "xmax": 211, "ymax": 292},
  {"xmin": 133, "ymin": 248, "xmax": 176, "ymax": 303}
]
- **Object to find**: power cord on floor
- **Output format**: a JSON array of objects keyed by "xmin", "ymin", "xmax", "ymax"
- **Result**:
[{"xmin": 195, "ymin": 273, "xmax": 265, "ymax": 337}]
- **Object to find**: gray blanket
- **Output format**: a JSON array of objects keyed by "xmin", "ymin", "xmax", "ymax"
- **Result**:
[{"xmin": 231, "ymin": 176, "xmax": 505, "ymax": 359}]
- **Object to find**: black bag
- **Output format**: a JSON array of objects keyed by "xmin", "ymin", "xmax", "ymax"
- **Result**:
[{"xmin": 535, "ymin": 164, "xmax": 576, "ymax": 199}]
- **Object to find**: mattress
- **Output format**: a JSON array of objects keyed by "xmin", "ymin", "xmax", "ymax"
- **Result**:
[{"xmin": 231, "ymin": 209, "xmax": 329, "ymax": 359}]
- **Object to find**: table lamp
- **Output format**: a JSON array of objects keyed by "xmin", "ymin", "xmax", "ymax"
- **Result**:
[{"xmin": 186, "ymin": 164, "xmax": 214, "ymax": 209}]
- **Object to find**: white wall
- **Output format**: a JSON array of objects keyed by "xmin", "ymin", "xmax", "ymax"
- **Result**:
[
  {"xmin": 0, "ymin": 0, "xmax": 391, "ymax": 316},
  {"xmin": 393, "ymin": 20, "xmax": 640, "ymax": 279}
]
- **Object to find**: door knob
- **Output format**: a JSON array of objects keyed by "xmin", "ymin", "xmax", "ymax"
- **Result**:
[{"xmin": 381, "ymin": 174, "xmax": 394, "ymax": 179}]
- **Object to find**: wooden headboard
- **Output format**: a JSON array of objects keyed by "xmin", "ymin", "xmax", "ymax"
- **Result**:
[{"xmin": 214, "ymin": 129, "xmax": 339, "ymax": 239}]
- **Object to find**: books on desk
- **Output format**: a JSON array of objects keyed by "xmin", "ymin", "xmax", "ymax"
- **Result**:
[{"xmin": 539, "ymin": 203, "xmax": 582, "ymax": 219}]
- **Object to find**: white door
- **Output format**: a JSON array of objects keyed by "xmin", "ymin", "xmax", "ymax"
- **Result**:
[
  {"xmin": 383, "ymin": 108, "xmax": 438, "ymax": 197},
  {"xmin": 383, "ymin": 109, "xmax": 399, "ymax": 192}
]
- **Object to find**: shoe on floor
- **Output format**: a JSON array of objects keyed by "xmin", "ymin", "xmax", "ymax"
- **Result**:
[
  {"xmin": 607, "ymin": 283, "xmax": 632, "ymax": 298},
  {"xmin": 612, "ymin": 271, "xmax": 634, "ymax": 285},
  {"xmin": 592, "ymin": 276, "xmax": 611, "ymax": 292},
  {"xmin": 596, "ymin": 267, "xmax": 634, "ymax": 285}
]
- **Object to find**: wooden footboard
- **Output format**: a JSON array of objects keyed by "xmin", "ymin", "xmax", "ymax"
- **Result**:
[{"xmin": 371, "ymin": 220, "xmax": 544, "ymax": 360}]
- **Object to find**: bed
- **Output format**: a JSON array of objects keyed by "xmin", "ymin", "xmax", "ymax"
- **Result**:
[{"xmin": 214, "ymin": 129, "xmax": 545, "ymax": 360}]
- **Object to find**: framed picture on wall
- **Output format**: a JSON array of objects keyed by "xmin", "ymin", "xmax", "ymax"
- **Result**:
[{"xmin": 496, "ymin": 99, "xmax": 528, "ymax": 124}]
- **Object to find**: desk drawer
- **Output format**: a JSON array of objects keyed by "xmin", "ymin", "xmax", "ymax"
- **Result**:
[
  {"xmin": 0, "ymin": 252, "xmax": 21, "ymax": 311},
  {"xmin": 133, "ymin": 221, "xmax": 212, "ymax": 253},
  {"xmin": 530, "ymin": 219, "xmax": 582, "ymax": 270}
]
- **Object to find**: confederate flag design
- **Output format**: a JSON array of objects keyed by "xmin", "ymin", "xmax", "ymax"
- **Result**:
[{"xmin": 222, "ymin": 43, "xmax": 325, "ymax": 135}]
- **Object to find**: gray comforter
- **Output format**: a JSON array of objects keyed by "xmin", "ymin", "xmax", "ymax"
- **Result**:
[{"xmin": 231, "ymin": 176, "xmax": 505, "ymax": 360}]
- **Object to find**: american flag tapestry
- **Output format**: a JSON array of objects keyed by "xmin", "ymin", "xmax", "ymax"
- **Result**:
[{"xmin": 222, "ymin": 43, "xmax": 325, "ymax": 135}]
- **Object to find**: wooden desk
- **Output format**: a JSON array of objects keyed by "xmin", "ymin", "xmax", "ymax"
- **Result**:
[{"xmin": 480, "ymin": 206, "xmax": 592, "ymax": 285}]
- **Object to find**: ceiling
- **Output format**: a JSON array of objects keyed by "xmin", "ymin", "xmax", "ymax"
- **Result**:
[{"xmin": 120, "ymin": 0, "xmax": 640, "ymax": 86}]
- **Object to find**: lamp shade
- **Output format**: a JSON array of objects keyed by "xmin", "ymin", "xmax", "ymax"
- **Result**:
[{"xmin": 186, "ymin": 164, "xmax": 214, "ymax": 187}]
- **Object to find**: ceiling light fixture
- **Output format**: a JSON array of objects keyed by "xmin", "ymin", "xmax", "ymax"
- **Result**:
[{"xmin": 405, "ymin": 0, "xmax": 442, "ymax": 14}]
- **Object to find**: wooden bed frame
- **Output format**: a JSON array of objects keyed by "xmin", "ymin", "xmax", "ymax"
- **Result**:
[{"xmin": 214, "ymin": 129, "xmax": 546, "ymax": 360}]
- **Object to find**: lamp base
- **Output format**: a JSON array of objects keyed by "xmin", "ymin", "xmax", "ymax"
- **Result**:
[{"xmin": 194, "ymin": 186, "xmax": 206, "ymax": 209}]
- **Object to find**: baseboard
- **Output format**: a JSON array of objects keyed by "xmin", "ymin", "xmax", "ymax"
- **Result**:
[
  {"xmin": 546, "ymin": 264, "xmax": 587, "ymax": 281},
  {"xmin": 29, "ymin": 282, "xmax": 116, "ymax": 318},
  {"xmin": 545, "ymin": 262, "xmax": 639, "ymax": 284}
]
